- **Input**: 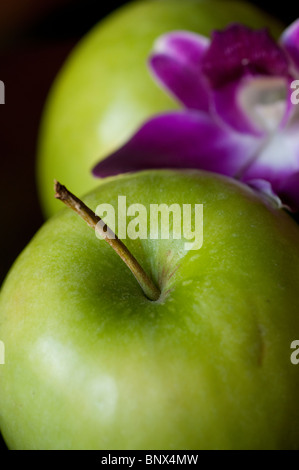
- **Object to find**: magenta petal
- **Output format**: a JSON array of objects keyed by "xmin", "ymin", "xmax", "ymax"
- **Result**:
[
  {"xmin": 152, "ymin": 30, "xmax": 210, "ymax": 65},
  {"xmin": 246, "ymin": 179, "xmax": 285, "ymax": 209},
  {"xmin": 213, "ymin": 75, "xmax": 291, "ymax": 136},
  {"xmin": 149, "ymin": 31, "xmax": 210, "ymax": 111},
  {"xmin": 211, "ymin": 78, "xmax": 265, "ymax": 136},
  {"xmin": 279, "ymin": 77, "xmax": 299, "ymax": 129},
  {"xmin": 201, "ymin": 23, "xmax": 290, "ymax": 89},
  {"xmin": 280, "ymin": 19, "xmax": 299, "ymax": 71},
  {"xmin": 241, "ymin": 127, "xmax": 299, "ymax": 211},
  {"xmin": 242, "ymin": 131, "xmax": 299, "ymax": 184},
  {"xmin": 92, "ymin": 111, "xmax": 260, "ymax": 178},
  {"xmin": 279, "ymin": 172, "xmax": 299, "ymax": 212},
  {"xmin": 149, "ymin": 54, "xmax": 210, "ymax": 111}
]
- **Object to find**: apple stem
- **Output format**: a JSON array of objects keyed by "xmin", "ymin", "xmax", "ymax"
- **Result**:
[{"xmin": 54, "ymin": 180, "xmax": 161, "ymax": 301}]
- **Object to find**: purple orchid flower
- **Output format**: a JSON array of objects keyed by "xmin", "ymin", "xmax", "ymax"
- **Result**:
[{"xmin": 92, "ymin": 21, "xmax": 299, "ymax": 212}]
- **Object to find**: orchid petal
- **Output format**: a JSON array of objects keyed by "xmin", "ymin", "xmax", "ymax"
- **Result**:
[
  {"xmin": 242, "ymin": 131, "xmax": 299, "ymax": 184},
  {"xmin": 278, "ymin": 172, "xmax": 299, "ymax": 212},
  {"xmin": 149, "ymin": 31, "xmax": 210, "ymax": 111},
  {"xmin": 201, "ymin": 23, "xmax": 290, "ymax": 89},
  {"xmin": 278, "ymin": 77, "xmax": 299, "ymax": 130},
  {"xmin": 246, "ymin": 179, "xmax": 286, "ymax": 210},
  {"xmin": 92, "ymin": 111, "xmax": 260, "ymax": 178},
  {"xmin": 280, "ymin": 19, "xmax": 299, "ymax": 72},
  {"xmin": 211, "ymin": 75, "xmax": 291, "ymax": 137},
  {"xmin": 241, "ymin": 125, "xmax": 299, "ymax": 211},
  {"xmin": 211, "ymin": 78, "xmax": 263, "ymax": 136},
  {"xmin": 282, "ymin": 83, "xmax": 299, "ymax": 129},
  {"xmin": 152, "ymin": 30, "xmax": 210, "ymax": 65}
]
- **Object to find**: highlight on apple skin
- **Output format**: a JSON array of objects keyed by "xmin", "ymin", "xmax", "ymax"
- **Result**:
[{"xmin": 1, "ymin": 170, "xmax": 299, "ymax": 450}]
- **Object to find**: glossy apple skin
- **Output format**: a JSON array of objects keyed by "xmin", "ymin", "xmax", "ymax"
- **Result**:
[
  {"xmin": 1, "ymin": 170, "xmax": 299, "ymax": 450},
  {"xmin": 36, "ymin": 0, "xmax": 283, "ymax": 217}
]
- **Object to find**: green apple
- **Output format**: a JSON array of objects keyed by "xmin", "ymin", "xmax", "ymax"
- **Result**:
[
  {"xmin": 36, "ymin": 0, "xmax": 283, "ymax": 217},
  {"xmin": 1, "ymin": 170, "xmax": 299, "ymax": 450}
]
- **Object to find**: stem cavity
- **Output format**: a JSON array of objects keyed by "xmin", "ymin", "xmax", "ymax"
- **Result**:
[{"xmin": 54, "ymin": 180, "xmax": 161, "ymax": 301}]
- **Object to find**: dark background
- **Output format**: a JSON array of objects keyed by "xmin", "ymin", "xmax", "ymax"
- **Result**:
[{"xmin": 0, "ymin": 0, "xmax": 297, "ymax": 451}]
